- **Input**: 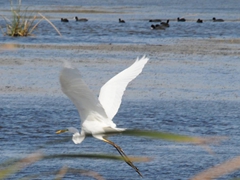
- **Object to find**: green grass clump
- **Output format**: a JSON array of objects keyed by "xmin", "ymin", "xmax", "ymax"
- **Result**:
[{"xmin": 1, "ymin": 0, "xmax": 61, "ymax": 37}]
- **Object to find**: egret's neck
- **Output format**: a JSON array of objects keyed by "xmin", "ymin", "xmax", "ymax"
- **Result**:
[
  {"xmin": 67, "ymin": 127, "xmax": 79, "ymax": 134},
  {"xmin": 72, "ymin": 131, "xmax": 85, "ymax": 144}
]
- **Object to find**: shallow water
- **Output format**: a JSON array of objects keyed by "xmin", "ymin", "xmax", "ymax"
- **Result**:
[
  {"xmin": 1, "ymin": 0, "xmax": 240, "ymax": 179},
  {"xmin": 1, "ymin": 0, "xmax": 240, "ymax": 45},
  {"xmin": 1, "ymin": 96, "xmax": 240, "ymax": 180}
]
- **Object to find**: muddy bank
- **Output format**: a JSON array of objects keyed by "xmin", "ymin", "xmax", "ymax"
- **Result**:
[
  {"xmin": 1, "ymin": 38, "xmax": 240, "ymax": 57},
  {"xmin": 0, "ymin": 39, "xmax": 240, "ymax": 101}
]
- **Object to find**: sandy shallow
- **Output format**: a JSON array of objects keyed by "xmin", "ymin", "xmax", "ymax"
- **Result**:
[{"xmin": 1, "ymin": 38, "xmax": 240, "ymax": 101}]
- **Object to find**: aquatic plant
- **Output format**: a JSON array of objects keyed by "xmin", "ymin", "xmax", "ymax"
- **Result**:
[
  {"xmin": 0, "ymin": 129, "xmax": 229, "ymax": 179},
  {"xmin": 0, "ymin": 0, "xmax": 61, "ymax": 37},
  {"xmin": 190, "ymin": 155, "xmax": 240, "ymax": 180},
  {"xmin": 0, "ymin": 151, "xmax": 150, "ymax": 180}
]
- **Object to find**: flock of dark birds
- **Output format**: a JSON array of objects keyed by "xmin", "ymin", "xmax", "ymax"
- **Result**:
[
  {"xmin": 61, "ymin": 16, "xmax": 225, "ymax": 30},
  {"xmin": 149, "ymin": 17, "xmax": 224, "ymax": 30},
  {"xmin": 61, "ymin": 16, "xmax": 88, "ymax": 22}
]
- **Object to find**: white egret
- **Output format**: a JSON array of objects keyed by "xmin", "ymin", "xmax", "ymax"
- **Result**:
[{"xmin": 56, "ymin": 55, "xmax": 149, "ymax": 177}]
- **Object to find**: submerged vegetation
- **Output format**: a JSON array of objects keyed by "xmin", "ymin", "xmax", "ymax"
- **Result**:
[
  {"xmin": 0, "ymin": 0, "xmax": 61, "ymax": 37},
  {"xmin": 0, "ymin": 150, "xmax": 150, "ymax": 180},
  {"xmin": 0, "ymin": 128, "xmax": 237, "ymax": 180}
]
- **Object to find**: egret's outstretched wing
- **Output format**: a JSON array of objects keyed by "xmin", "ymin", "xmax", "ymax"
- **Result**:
[
  {"xmin": 98, "ymin": 56, "xmax": 149, "ymax": 121},
  {"xmin": 60, "ymin": 62, "xmax": 108, "ymax": 124}
]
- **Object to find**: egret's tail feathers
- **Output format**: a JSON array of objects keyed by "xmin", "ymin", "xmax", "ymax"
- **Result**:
[
  {"xmin": 103, "ymin": 127, "xmax": 126, "ymax": 133},
  {"xmin": 114, "ymin": 127, "xmax": 126, "ymax": 132}
]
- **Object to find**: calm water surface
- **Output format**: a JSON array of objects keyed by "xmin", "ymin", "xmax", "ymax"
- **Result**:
[
  {"xmin": 0, "ymin": 0, "xmax": 240, "ymax": 45},
  {"xmin": 1, "ymin": 96, "xmax": 240, "ymax": 179}
]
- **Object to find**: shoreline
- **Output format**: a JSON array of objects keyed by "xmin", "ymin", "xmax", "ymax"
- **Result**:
[{"xmin": 1, "ymin": 37, "xmax": 240, "ymax": 56}]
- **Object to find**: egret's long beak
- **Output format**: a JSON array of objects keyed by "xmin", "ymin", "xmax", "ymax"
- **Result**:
[{"xmin": 56, "ymin": 129, "xmax": 68, "ymax": 134}]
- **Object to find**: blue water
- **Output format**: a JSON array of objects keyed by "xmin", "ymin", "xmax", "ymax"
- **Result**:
[
  {"xmin": 0, "ymin": 0, "xmax": 240, "ymax": 45},
  {"xmin": 1, "ymin": 96, "xmax": 240, "ymax": 179},
  {"xmin": 1, "ymin": 0, "xmax": 240, "ymax": 179}
]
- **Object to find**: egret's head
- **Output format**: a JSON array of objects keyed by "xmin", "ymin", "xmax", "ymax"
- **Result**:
[
  {"xmin": 55, "ymin": 127, "xmax": 84, "ymax": 144},
  {"xmin": 56, "ymin": 127, "xmax": 79, "ymax": 134}
]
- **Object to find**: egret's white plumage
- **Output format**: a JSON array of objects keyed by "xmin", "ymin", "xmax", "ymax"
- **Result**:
[
  {"xmin": 98, "ymin": 56, "xmax": 149, "ymax": 121},
  {"xmin": 57, "ymin": 55, "xmax": 149, "ymax": 176}
]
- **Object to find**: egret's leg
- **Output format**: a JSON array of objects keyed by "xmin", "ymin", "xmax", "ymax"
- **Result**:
[{"xmin": 102, "ymin": 138, "xmax": 143, "ymax": 177}]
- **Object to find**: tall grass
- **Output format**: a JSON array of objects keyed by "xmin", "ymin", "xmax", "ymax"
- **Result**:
[{"xmin": 0, "ymin": 0, "xmax": 61, "ymax": 37}]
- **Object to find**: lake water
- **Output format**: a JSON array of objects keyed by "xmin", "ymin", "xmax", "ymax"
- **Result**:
[
  {"xmin": 1, "ymin": 0, "xmax": 240, "ymax": 179},
  {"xmin": 0, "ymin": 0, "xmax": 240, "ymax": 45},
  {"xmin": 1, "ymin": 96, "xmax": 240, "ymax": 180}
]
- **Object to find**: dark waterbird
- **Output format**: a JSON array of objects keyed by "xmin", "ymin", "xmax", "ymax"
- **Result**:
[
  {"xmin": 161, "ymin": 19, "xmax": 170, "ymax": 27},
  {"xmin": 61, "ymin": 18, "xmax": 69, "ymax": 22},
  {"xmin": 197, "ymin": 19, "xmax": 203, "ymax": 23},
  {"xmin": 149, "ymin": 19, "xmax": 161, "ymax": 22},
  {"xmin": 119, "ymin": 18, "xmax": 125, "ymax": 23},
  {"xmin": 74, "ymin": 16, "xmax": 88, "ymax": 22},
  {"xmin": 177, "ymin": 17, "xmax": 186, "ymax": 22},
  {"xmin": 151, "ymin": 24, "xmax": 165, "ymax": 30},
  {"xmin": 213, "ymin": 17, "xmax": 224, "ymax": 22}
]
